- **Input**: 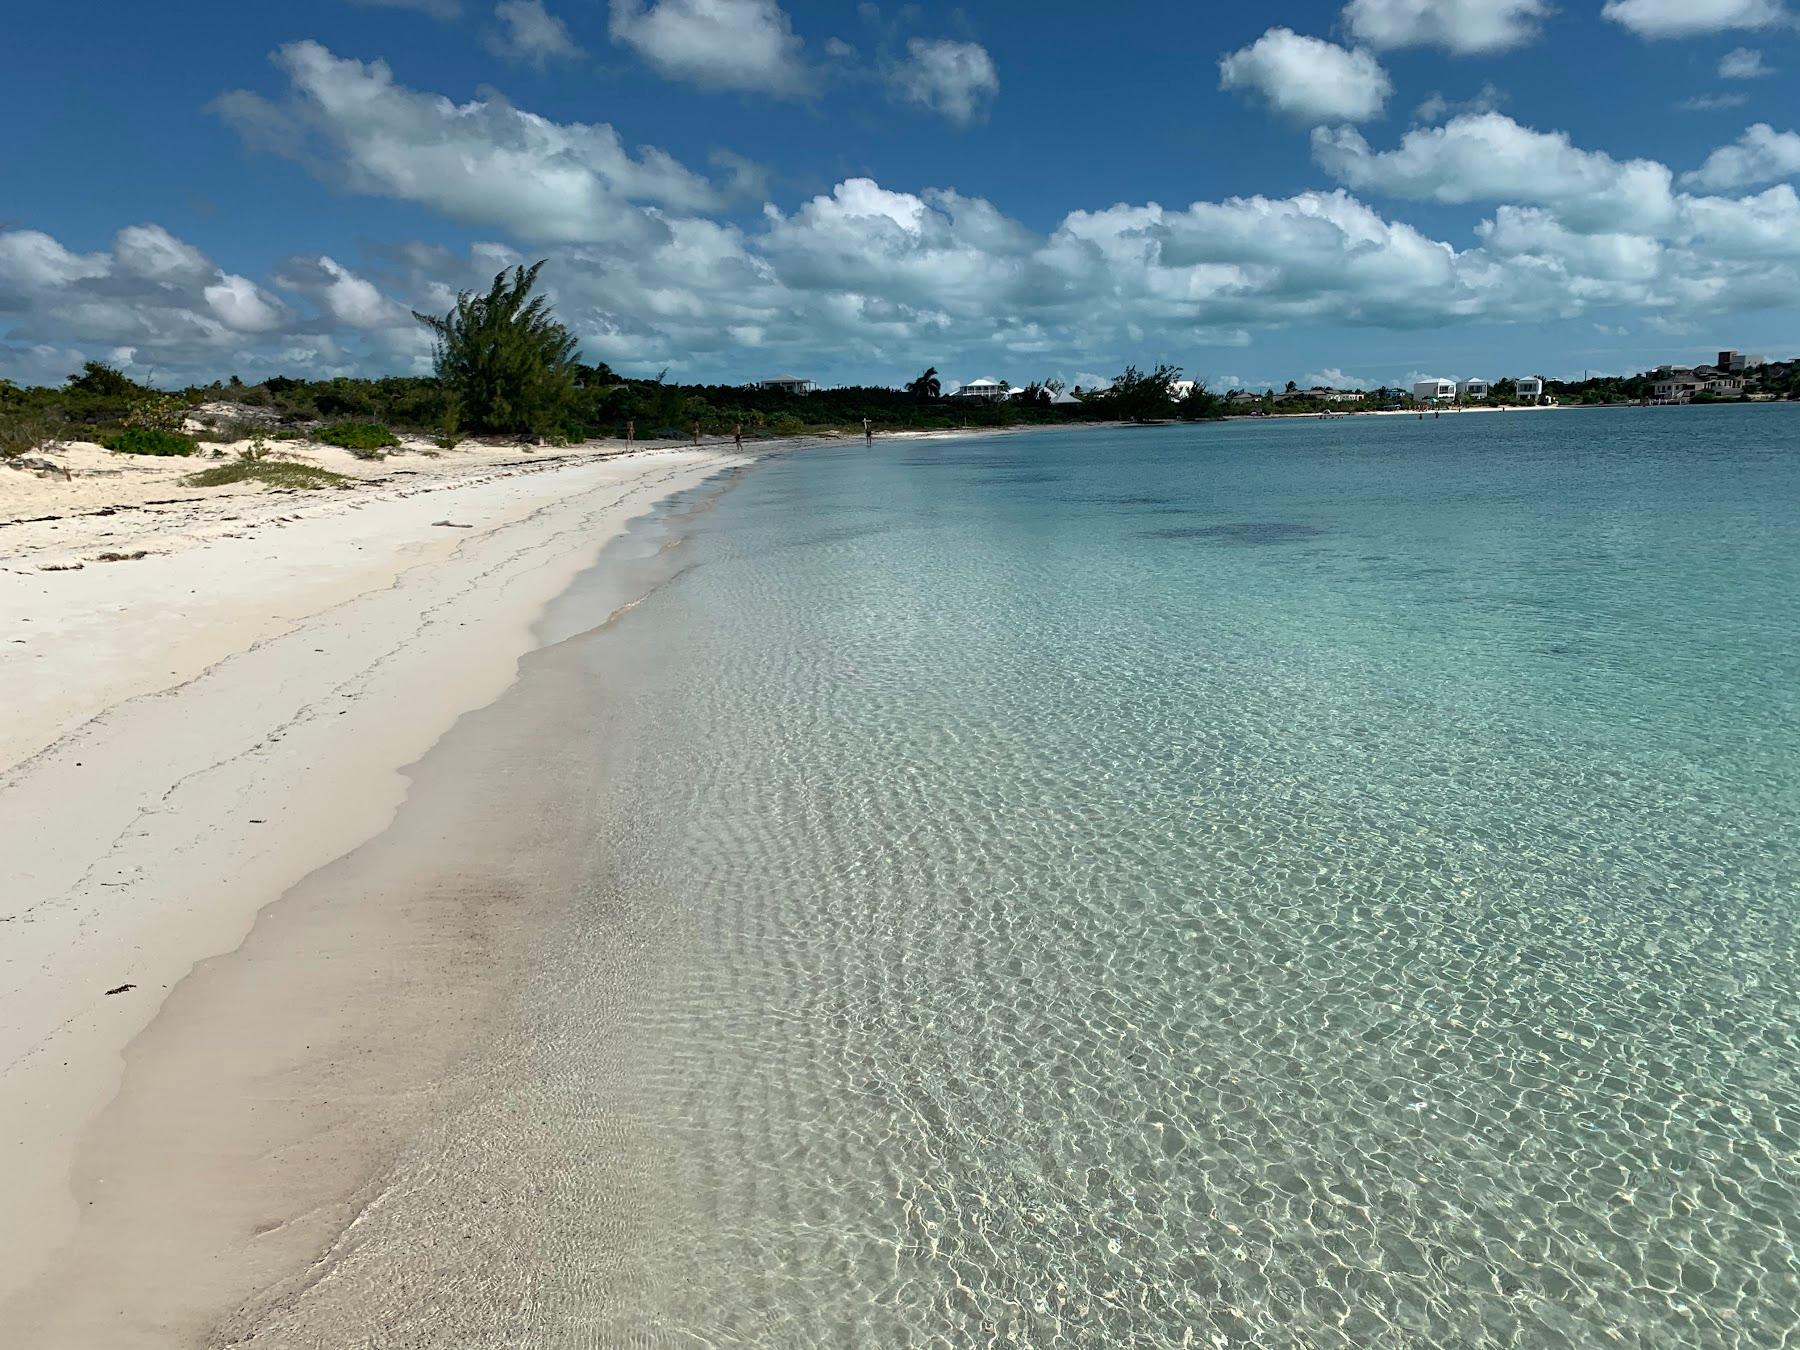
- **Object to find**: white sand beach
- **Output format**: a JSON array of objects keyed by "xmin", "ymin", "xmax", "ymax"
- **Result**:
[{"xmin": 0, "ymin": 438, "xmax": 747, "ymax": 1341}]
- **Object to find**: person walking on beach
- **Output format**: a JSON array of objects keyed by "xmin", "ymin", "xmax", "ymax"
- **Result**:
[
  {"xmin": 626, "ymin": 418, "xmax": 635, "ymax": 446},
  {"xmin": 692, "ymin": 420, "xmax": 700, "ymax": 448},
  {"xmin": 734, "ymin": 422, "xmax": 743, "ymax": 449}
]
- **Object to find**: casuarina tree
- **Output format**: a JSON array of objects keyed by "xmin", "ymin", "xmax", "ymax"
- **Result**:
[{"xmin": 415, "ymin": 262, "xmax": 578, "ymax": 437}]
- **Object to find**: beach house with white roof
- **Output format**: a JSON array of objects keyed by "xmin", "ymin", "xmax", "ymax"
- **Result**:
[
  {"xmin": 1412, "ymin": 378, "xmax": 1456, "ymax": 404},
  {"xmin": 1457, "ymin": 378, "xmax": 1489, "ymax": 400},
  {"xmin": 952, "ymin": 377, "xmax": 1011, "ymax": 402},
  {"xmin": 1514, "ymin": 377, "xmax": 1545, "ymax": 404},
  {"xmin": 754, "ymin": 375, "xmax": 816, "ymax": 395}
]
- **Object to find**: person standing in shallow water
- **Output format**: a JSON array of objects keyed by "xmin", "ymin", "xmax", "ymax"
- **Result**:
[
  {"xmin": 734, "ymin": 422, "xmax": 743, "ymax": 449},
  {"xmin": 863, "ymin": 418, "xmax": 873, "ymax": 446}
]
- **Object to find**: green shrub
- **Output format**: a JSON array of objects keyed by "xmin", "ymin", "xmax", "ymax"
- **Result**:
[
  {"xmin": 104, "ymin": 427, "xmax": 196, "ymax": 456},
  {"xmin": 124, "ymin": 390, "xmax": 190, "ymax": 435},
  {"xmin": 437, "ymin": 399, "xmax": 462, "ymax": 450},
  {"xmin": 67, "ymin": 361, "xmax": 140, "ymax": 398},
  {"xmin": 315, "ymin": 422, "xmax": 400, "ymax": 455}
]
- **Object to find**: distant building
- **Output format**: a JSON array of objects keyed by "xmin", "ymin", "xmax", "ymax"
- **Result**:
[
  {"xmin": 1718, "ymin": 350, "xmax": 1745, "ymax": 373},
  {"xmin": 1653, "ymin": 371, "xmax": 1701, "ymax": 402},
  {"xmin": 1514, "ymin": 377, "xmax": 1545, "ymax": 404},
  {"xmin": 754, "ymin": 375, "xmax": 815, "ymax": 395},
  {"xmin": 1648, "ymin": 370, "xmax": 1692, "ymax": 401},
  {"xmin": 1412, "ymin": 378, "xmax": 1457, "ymax": 403},
  {"xmin": 1657, "ymin": 366, "xmax": 1745, "ymax": 401},
  {"xmin": 952, "ymin": 377, "xmax": 1010, "ymax": 402},
  {"xmin": 1457, "ymin": 378, "xmax": 1489, "ymax": 400}
]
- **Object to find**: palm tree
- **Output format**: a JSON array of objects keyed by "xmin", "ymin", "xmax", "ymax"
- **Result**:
[{"xmin": 905, "ymin": 366, "xmax": 942, "ymax": 402}]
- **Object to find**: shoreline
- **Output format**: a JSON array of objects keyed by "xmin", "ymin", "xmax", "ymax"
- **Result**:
[
  {"xmin": 0, "ymin": 441, "xmax": 753, "ymax": 1334},
  {"xmin": 1221, "ymin": 401, "xmax": 1569, "ymax": 421},
  {"xmin": 0, "ymin": 424, "xmax": 1004, "ymax": 1342}
]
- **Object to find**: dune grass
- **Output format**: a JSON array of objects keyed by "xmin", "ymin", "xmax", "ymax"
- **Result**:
[{"xmin": 185, "ymin": 459, "xmax": 353, "ymax": 489}]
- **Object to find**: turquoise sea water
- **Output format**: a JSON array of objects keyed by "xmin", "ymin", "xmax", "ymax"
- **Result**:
[{"xmin": 269, "ymin": 408, "xmax": 1800, "ymax": 1347}]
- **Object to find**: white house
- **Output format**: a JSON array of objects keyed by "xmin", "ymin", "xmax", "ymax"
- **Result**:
[
  {"xmin": 755, "ymin": 375, "xmax": 815, "ymax": 394},
  {"xmin": 1412, "ymin": 378, "xmax": 1456, "ymax": 403},
  {"xmin": 1457, "ymin": 378, "xmax": 1489, "ymax": 400},
  {"xmin": 952, "ymin": 377, "xmax": 1010, "ymax": 402},
  {"xmin": 1514, "ymin": 377, "xmax": 1545, "ymax": 404},
  {"xmin": 1653, "ymin": 371, "xmax": 1701, "ymax": 402}
]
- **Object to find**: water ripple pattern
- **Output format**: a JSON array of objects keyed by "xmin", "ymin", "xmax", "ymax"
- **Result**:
[{"xmin": 262, "ymin": 410, "xmax": 1800, "ymax": 1348}]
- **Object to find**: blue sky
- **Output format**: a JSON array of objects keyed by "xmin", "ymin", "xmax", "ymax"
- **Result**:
[{"xmin": 2, "ymin": 0, "xmax": 1797, "ymax": 392}]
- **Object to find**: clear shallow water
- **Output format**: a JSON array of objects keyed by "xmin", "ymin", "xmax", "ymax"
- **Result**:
[{"xmin": 263, "ymin": 409, "xmax": 1800, "ymax": 1347}]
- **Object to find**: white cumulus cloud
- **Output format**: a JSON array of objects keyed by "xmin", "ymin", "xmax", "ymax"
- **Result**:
[
  {"xmin": 0, "ymin": 225, "xmax": 373, "ymax": 381},
  {"xmin": 1602, "ymin": 0, "xmax": 1792, "ymax": 38},
  {"xmin": 888, "ymin": 38, "xmax": 999, "ymax": 126},
  {"xmin": 1678, "ymin": 183, "xmax": 1800, "ymax": 258},
  {"xmin": 114, "ymin": 224, "xmax": 215, "ymax": 285},
  {"xmin": 1218, "ymin": 28, "xmax": 1391, "ymax": 125},
  {"xmin": 487, "ymin": 0, "xmax": 586, "ymax": 68},
  {"xmin": 203, "ymin": 275, "xmax": 288, "ymax": 332},
  {"xmin": 1343, "ymin": 0, "xmax": 1551, "ymax": 53},
  {"xmin": 1719, "ymin": 46, "xmax": 1774, "ymax": 77},
  {"xmin": 276, "ymin": 256, "xmax": 414, "ymax": 329},
  {"xmin": 1476, "ymin": 207, "xmax": 1662, "ymax": 283},
  {"xmin": 608, "ymin": 0, "xmax": 810, "ymax": 96},
  {"xmin": 213, "ymin": 42, "xmax": 738, "ymax": 246},
  {"xmin": 0, "ymin": 231, "xmax": 111, "ymax": 291},
  {"xmin": 1313, "ymin": 113, "xmax": 1678, "ymax": 234},
  {"xmin": 1681, "ymin": 123, "xmax": 1800, "ymax": 189}
]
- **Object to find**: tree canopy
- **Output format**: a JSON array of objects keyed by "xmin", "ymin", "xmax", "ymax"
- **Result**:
[
  {"xmin": 1091, "ymin": 364, "xmax": 1185, "ymax": 422},
  {"xmin": 905, "ymin": 367, "xmax": 942, "ymax": 401},
  {"xmin": 415, "ymin": 261, "xmax": 579, "ymax": 437}
]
